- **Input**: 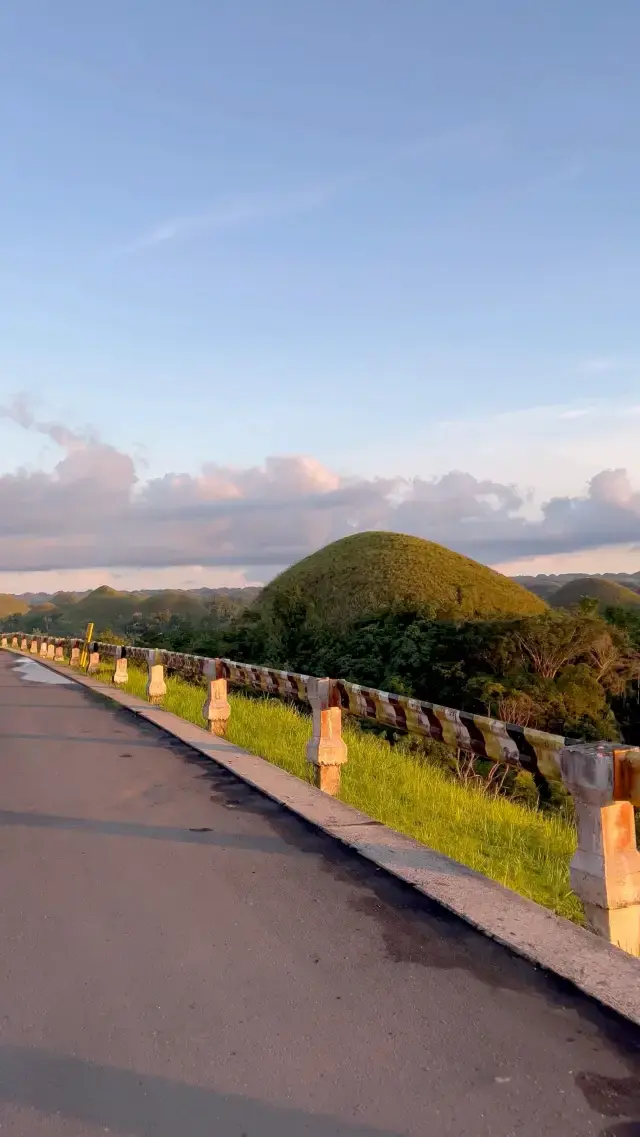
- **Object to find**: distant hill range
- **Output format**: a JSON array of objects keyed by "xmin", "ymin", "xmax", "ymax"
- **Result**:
[
  {"xmin": 12, "ymin": 586, "xmax": 260, "ymax": 606},
  {"xmin": 512, "ymin": 572, "xmax": 640, "ymax": 606},
  {"xmin": 0, "ymin": 585, "xmax": 261, "ymax": 634},
  {"xmin": 3, "ymin": 560, "xmax": 640, "ymax": 638}
]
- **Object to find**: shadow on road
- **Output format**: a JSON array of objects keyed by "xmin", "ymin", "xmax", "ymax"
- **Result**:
[
  {"xmin": 0, "ymin": 731, "xmax": 177, "ymax": 747},
  {"xmin": 0, "ymin": 1045, "xmax": 402, "ymax": 1137},
  {"xmin": 0, "ymin": 809, "xmax": 289, "ymax": 853}
]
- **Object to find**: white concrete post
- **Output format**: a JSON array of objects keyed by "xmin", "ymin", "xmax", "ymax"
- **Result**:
[
  {"xmin": 305, "ymin": 678, "xmax": 348, "ymax": 796},
  {"xmin": 87, "ymin": 645, "xmax": 100, "ymax": 674},
  {"xmin": 70, "ymin": 643, "xmax": 80, "ymax": 666},
  {"xmin": 21, "ymin": 638, "xmax": 27, "ymax": 651},
  {"xmin": 113, "ymin": 647, "xmax": 128, "ymax": 685},
  {"xmin": 55, "ymin": 643, "xmax": 64, "ymax": 660},
  {"xmin": 30, "ymin": 639, "xmax": 38, "ymax": 655},
  {"xmin": 560, "ymin": 741, "xmax": 640, "ymax": 956},
  {"xmin": 146, "ymin": 651, "xmax": 167, "ymax": 706},
  {"xmin": 202, "ymin": 659, "xmax": 231, "ymax": 735},
  {"xmin": 11, "ymin": 636, "xmax": 18, "ymax": 648},
  {"xmin": 47, "ymin": 642, "xmax": 55, "ymax": 660},
  {"xmin": 40, "ymin": 639, "xmax": 48, "ymax": 658},
  {"xmin": 1, "ymin": 636, "xmax": 7, "ymax": 648}
]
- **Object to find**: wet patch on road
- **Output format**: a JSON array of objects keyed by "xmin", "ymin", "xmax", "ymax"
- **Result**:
[
  {"xmin": 575, "ymin": 1071, "xmax": 640, "ymax": 1126},
  {"xmin": 12, "ymin": 659, "xmax": 72, "ymax": 685}
]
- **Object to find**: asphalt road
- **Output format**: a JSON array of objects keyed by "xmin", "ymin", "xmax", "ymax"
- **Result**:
[{"xmin": 0, "ymin": 651, "xmax": 639, "ymax": 1137}]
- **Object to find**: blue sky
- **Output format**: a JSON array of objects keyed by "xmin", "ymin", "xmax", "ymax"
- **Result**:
[{"xmin": 1, "ymin": 1, "xmax": 639, "ymax": 589}]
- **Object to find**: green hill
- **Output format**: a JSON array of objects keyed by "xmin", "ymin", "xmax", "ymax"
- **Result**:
[
  {"xmin": 550, "ymin": 577, "xmax": 640, "ymax": 611},
  {"xmin": 70, "ymin": 586, "xmax": 140, "ymax": 630},
  {"xmin": 0, "ymin": 594, "xmax": 30, "ymax": 618},
  {"xmin": 139, "ymin": 590, "xmax": 207, "ymax": 618},
  {"xmin": 517, "ymin": 579, "xmax": 564, "ymax": 602},
  {"xmin": 51, "ymin": 591, "xmax": 81, "ymax": 607},
  {"xmin": 255, "ymin": 531, "xmax": 548, "ymax": 627}
]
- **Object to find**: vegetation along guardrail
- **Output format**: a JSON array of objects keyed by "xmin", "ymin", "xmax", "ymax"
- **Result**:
[{"xmin": 3, "ymin": 631, "xmax": 640, "ymax": 959}]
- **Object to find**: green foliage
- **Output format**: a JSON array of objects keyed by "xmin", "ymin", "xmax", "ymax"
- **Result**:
[
  {"xmin": 255, "ymin": 531, "xmax": 547, "ymax": 629},
  {"xmin": 223, "ymin": 604, "xmax": 639, "ymax": 746},
  {"xmin": 601, "ymin": 606, "xmax": 640, "ymax": 744},
  {"xmin": 605, "ymin": 604, "xmax": 640, "ymax": 649},
  {"xmin": 96, "ymin": 628, "xmax": 128, "ymax": 645}
]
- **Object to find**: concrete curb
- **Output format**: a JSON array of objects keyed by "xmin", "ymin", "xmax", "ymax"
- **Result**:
[{"xmin": 8, "ymin": 649, "xmax": 640, "ymax": 1026}]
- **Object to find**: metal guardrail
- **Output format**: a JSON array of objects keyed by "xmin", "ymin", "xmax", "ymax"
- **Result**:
[
  {"xmin": 2, "ymin": 630, "xmax": 640, "ymax": 956},
  {"xmin": 87, "ymin": 639, "xmax": 568, "ymax": 780}
]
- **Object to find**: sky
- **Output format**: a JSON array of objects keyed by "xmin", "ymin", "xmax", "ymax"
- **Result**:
[{"xmin": 1, "ymin": 0, "xmax": 639, "ymax": 593}]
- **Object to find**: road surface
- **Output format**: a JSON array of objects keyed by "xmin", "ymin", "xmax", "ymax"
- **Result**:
[{"xmin": 0, "ymin": 650, "xmax": 639, "ymax": 1137}]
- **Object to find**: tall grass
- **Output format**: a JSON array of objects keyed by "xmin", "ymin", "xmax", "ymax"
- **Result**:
[{"xmin": 90, "ymin": 660, "xmax": 582, "ymax": 924}]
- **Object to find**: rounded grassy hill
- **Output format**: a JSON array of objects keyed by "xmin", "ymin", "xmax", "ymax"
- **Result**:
[
  {"xmin": 255, "ymin": 531, "xmax": 547, "ymax": 627},
  {"xmin": 550, "ymin": 577, "xmax": 640, "ymax": 611},
  {"xmin": 0, "ymin": 594, "xmax": 30, "ymax": 618},
  {"xmin": 70, "ymin": 586, "xmax": 139, "ymax": 629},
  {"xmin": 139, "ymin": 590, "xmax": 207, "ymax": 618}
]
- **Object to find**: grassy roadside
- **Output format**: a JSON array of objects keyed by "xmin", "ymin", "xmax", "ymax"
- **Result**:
[{"xmin": 86, "ymin": 659, "xmax": 582, "ymax": 924}]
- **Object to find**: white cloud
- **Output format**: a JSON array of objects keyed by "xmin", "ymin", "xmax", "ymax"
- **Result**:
[
  {"xmin": 493, "ymin": 545, "xmax": 640, "ymax": 577},
  {"xmin": 118, "ymin": 183, "xmax": 341, "ymax": 254},
  {"xmin": 115, "ymin": 119, "xmax": 504, "ymax": 257},
  {"xmin": 1, "ymin": 396, "xmax": 640, "ymax": 584},
  {"xmin": 401, "ymin": 400, "xmax": 640, "ymax": 508}
]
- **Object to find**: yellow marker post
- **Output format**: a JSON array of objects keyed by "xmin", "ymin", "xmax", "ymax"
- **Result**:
[{"xmin": 79, "ymin": 622, "xmax": 94, "ymax": 670}]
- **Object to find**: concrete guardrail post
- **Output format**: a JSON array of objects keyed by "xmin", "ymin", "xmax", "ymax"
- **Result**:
[
  {"xmin": 305, "ymin": 677, "xmax": 348, "ymax": 795},
  {"xmin": 87, "ymin": 644, "xmax": 100, "ymax": 674},
  {"xmin": 30, "ymin": 639, "xmax": 38, "ymax": 655},
  {"xmin": 47, "ymin": 642, "xmax": 55, "ymax": 660},
  {"xmin": 146, "ymin": 651, "xmax": 166, "ymax": 706},
  {"xmin": 559, "ymin": 741, "xmax": 640, "ymax": 956},
  {"xmin": 202, "ymin": 659, "xmax": 230, "ymax": 735},
  {"xmin": 55, "ymin": 642, "xmax": 64, "ymax": 661},
  {"xmin": 70, "ymin": 642, "xmax": 80, "ymax": 666},
  {"xmin": 11, "ymin": 636, "xmax": 18, "ymax": 648},
  {"xmin": 1, "ymin": 636, "xmax": 7, "ymax": 648},
  {"xmin": 39, "ymin": 639, "xmax": 48, "ymax": 658},
  {"xmin": 113, "ymin": 647, "xmax": 128, "ymax": 685},
  {"xmin": 20, "ymin": 637, "xmax": 27, "ymax": 651}
]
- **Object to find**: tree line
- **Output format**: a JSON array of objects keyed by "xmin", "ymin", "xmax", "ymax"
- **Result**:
[{"xmin": 8, "ymin": 590, "xmax": 640, "ymax": 746}]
